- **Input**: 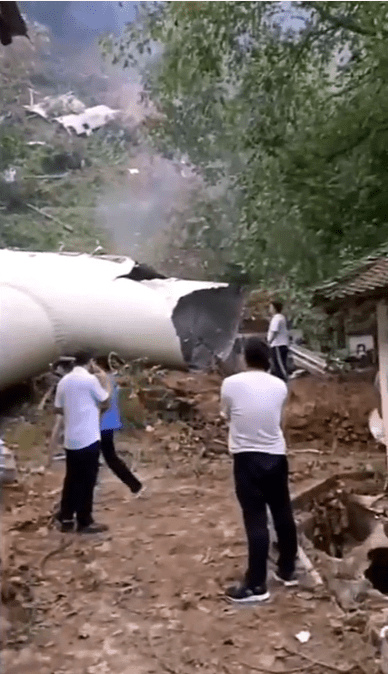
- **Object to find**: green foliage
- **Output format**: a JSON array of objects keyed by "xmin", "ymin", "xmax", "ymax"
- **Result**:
[
  {"xmin": 106, "ymin": 1, "xmax": 388, "ymax": 302},
  {"xmin": 0, "ymin": 23, "xmax": 131, "ymax": 253}
]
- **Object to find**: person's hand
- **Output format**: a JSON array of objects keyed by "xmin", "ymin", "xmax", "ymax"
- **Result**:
[
  {"xmin": 90, "ymin": 361, "xmax": 104, "ymax": 377},
  {"xmin": 46, "ymin": 439, "xmax": 55, "ymax": 468},
  {"xmin": 89, "ymin": 359, "xmax": 98, "ymax": 374}
]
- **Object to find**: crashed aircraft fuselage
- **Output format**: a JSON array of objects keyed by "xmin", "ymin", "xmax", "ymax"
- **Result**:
[{"xmin": 0, "ymin": 250, "xmax": 243, "ymax": 391}]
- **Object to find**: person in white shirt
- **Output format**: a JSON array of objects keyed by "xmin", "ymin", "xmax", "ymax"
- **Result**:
[
  {"xmin": 51, "ymin": 350, "xmax": 111, "ymax": 534},
  {"xmin": 220, "ymin": 337, "xmax": 297, "ymax": 603},
  {"xmin": 267, "ymin": 300, "xmax": 289, "ymax": 382}
]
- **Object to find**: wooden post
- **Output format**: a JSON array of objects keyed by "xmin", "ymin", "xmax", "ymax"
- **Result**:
[{"xmin": 376, "ymin": 301, "xmax": 388, "ymax": 482}]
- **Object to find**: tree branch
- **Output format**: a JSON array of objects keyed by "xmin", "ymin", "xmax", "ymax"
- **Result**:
[{"xmin": 309, "ymin": 2, "xmax": 385, "ymax": 38}]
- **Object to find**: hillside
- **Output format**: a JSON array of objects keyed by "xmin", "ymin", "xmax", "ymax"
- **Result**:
[{"xmin": 0, "ymin": 21, "xmax": 198, "ymax": 262}]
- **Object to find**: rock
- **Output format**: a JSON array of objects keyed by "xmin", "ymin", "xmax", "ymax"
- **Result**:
[
  {"xmin": 382, "ymin": 627, "xmax": 388, "ymax": 674},
  {"xmin": 0, "ymin": 616, "xmax": 11, "ymax": 644},
  {"xmin": 367, "ymin": 610, "xmax": 388, "ymax": 648},
  {"xmin": 0, "ymin": 440, "xmax": 17, "ymax": 484},
  {"xmin": 328, "ymin": 577, "xmax": 370, "ymax": 611},
  {"xmin": 78, "ymin": 623, "xmax": 92, "ymax": 639}
]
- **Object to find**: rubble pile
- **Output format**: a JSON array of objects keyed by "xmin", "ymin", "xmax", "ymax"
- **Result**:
[
  {"xmin": 26, "ymin": 356, "xmax": 381, "ymax": 459},
  {"xmin": 310, "ymin": 487, "xmax": 351, "ymax": 558},
  {"xmin": 123, "ymin": 368, "xmax": 228, "ymax": 457},
  {"xmin": 285, "ymin": 375, "xmax": 379, "ymax": 449},
  {"xmin": 155, "ymin": 370, "xmax": 381, "ymax": 454}
]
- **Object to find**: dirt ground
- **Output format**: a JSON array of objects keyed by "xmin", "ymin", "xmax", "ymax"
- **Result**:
[{"xmin": 1, "ymin": 373, "xmax": 385, "ymax": 674}]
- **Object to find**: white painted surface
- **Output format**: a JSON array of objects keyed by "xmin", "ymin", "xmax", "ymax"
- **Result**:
[
  {"xmin": 0, "ymin": 250, "xmax": 234, "ymax": 390},
  {"xmin": 55, "ymin": 105, "xmax": 119, "ymax": 136}
]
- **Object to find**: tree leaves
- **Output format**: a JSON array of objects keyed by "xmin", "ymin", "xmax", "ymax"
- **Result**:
[{"xmin": 109, "ymin": 1, "xmax": 388, "ymax": 307}]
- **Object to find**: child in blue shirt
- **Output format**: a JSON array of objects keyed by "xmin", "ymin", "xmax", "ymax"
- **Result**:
[{"xmin": 97, "ymin": 357, "xmax": 143, "ymax": 495}]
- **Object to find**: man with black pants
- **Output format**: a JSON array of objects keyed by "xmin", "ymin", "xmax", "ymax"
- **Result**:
[
  {"xmin": 267, "ymin": 300, "xmax": 289, "ymax": 382},
  {"xmin": 96, "ymin": 356, "xmax": 144, "ymax": 496},
  {"xmin": 51, "ymin": 350, "xmax": 111, "ymax": 534},
  {"xmin": 221, "ymin": 337, "xmax": 298, "ymax": 603}
]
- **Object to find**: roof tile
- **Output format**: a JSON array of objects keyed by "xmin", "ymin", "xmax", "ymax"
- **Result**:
[{"xmin": 314, "ymin": 249, "xmax": 388, "ymax": 306}]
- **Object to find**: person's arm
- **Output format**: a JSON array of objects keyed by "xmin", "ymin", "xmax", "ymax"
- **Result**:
[
  {"xmin": 220, "ymin": 381, "xmax": 232, "ymax": 421},
  {"xmin": 280, "ymin": 388, "xmax": 289, "ymax": 434},
  {"xmin": 47, "ymin": 414, "xmax": 63, "ymax": 467},
  {"xmin": 89, "ymin": 365, "xmax": 112, "ymax": 412},
  {"xmin": 267, "ymin": 315, "xmax": 280, "ymax": 346},
  {"xmin": 53, "ymin": 380, "xmax": 64, "ymax": 417},
  {"xmin": 47, "ymin": 381, "xmax": 64, "ymax": 466}
]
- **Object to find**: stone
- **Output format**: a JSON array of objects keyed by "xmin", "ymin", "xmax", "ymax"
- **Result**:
[
  {"xmin": 0, "ymin": 440, "xmax": 17, "ymax": 484},
  {"xmin": 367, "ymin": 610, "xmax": 388, "ymax": 648}
]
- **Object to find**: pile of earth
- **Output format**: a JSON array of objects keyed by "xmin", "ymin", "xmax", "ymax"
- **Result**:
[{"xmin": 139, "ymin": 370, "xmax": 381, "ymax": 454}]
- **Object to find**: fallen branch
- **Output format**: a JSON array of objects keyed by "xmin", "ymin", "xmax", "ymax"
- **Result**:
[
  {"xmin": 290, "ymin": 449, "xmax": 321, "ymax": 455},
  {"xmin": 39, "ymin": 538, "xmax": 73, "ymax": 574},
  {"xmin": 26, "ymin": 203, "xmax": 74, "ymax": 232}
]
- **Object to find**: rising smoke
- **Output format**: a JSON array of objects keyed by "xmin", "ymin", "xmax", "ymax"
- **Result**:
[{"xmin": 16, "ymin": 1, "xmax": 196, "ymax": 263}]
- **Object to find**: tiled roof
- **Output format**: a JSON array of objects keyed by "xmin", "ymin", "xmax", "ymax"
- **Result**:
[{"xmin": 313, "ymin": 243, "xmax": 388, "ymax": 309}]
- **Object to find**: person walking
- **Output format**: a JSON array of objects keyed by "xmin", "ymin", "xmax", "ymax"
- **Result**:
[
  {"xmin": 50, "ymin": 350, "xmax": 111, "ymax": 534},
  {"xmin": 96, "ymin": 357, "xmax": 144, "ymax": 497},
  {"xmin": 221, "ymin": 337, "xmax": 298, "ymax": 603},
  {"xmin": 267, "ymin": 300, "xmax": 289, "ymax": 382}
]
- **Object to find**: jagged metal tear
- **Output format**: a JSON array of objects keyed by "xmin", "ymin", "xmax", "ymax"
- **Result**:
[
  {"xmin": 0, "ymin": 250, "xmax": 244, "ymax": 390},
  {"xmin": 172, "ymin": 285, "xmax": 244, "ymax": 370}
]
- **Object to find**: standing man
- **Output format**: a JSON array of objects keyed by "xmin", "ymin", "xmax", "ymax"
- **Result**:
[
  {"xmin": 221, "ymin": 337, "xmax": 298, "ymax": 603},
  {"xmin": 267, "ymin": 300, "xmax": 289, "ymax": 382},
  {"xmin": 51, "ymin": 350, "xmax": 112, "ymax": 534}
]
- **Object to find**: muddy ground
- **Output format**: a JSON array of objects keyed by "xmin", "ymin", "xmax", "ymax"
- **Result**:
[{"xmin": 1, "ymin": 373, "xmax": 385, "ymax": 674}]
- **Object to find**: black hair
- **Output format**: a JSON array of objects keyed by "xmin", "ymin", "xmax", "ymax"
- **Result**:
[
  {"xmin": 244, "ymin": 337, "xmax": 270, "ymax": 371},
  {"xmin": 73, "ymin": 349, "xmax": 94, "ymax": 366},
  {"xmin": 95, "ymin": 355, "xmax": 109, "ymax": 370},
  {"xmin": 272, "ymin": 300, "xmax": 283, "ymax": 313}
]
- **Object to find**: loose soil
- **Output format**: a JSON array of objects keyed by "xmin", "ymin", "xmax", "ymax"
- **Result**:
[{"xmin": 1, "ymin": 373, "xmax": 384, "ymax": 674}]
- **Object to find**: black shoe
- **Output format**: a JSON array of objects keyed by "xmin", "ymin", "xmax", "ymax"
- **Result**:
[
  {"xmin": 76, "ymin": 522, "xmax": 109, "ymax": 534},
  {"xmin": 60, "ymin": 521, "xmax": 75, "ymax": 532},
  {"xmin": 226, "ymin": 583, "xmax": 270, "ymax": 604},
  {"xmin": 53, "ymin": 511, "xmax": 74, "ymax": 532},
  {"xmin": 274, "ymin": 570, "xmax": 298, "ymax": 587}
]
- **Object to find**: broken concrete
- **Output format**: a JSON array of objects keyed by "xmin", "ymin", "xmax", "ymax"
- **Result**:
[{"xmin": 292, "ymin": 472, "xmax": 388, "ymax": 610}]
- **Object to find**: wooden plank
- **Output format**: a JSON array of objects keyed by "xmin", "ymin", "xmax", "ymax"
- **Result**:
[{"xmin": 376, "ymin": 301, "xmax": 388, "ymax": 479}]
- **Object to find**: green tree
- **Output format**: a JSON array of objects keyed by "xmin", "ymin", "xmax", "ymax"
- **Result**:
[{"xmin": 105, "ymin": 1, "xmax": 388, "ymax": 294}]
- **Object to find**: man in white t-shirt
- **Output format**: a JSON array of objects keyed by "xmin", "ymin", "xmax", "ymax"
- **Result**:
[
  {"xmin": 52, "ymin": 350, "xmax": 111, "ymax": 534},
  {"xmin": 220, "ymin": 337, "xmax": 297, "ymax": 603},
  {"xmin": 267, "ymin": 300, "xmax": 289, "ymax": 382}
]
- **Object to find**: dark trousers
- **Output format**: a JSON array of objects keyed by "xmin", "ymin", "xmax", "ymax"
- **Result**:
[
  {"xmin": 271, "ymin": 345, "xmax": 288, "ymax": 382},
  {"xmin": 60, "ymin": 441, "xmax": 100, "ymax": 528},
  {"xmin": 233, "ymin": 452, "xmax": 297, "ymax": 588},
  {"xmin": 101, "ymin": 430, "xmax": 142, "ymax": 493}
]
